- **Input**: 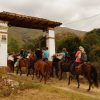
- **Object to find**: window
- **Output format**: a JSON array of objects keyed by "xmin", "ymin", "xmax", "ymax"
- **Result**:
[{"xmin": 1, "ymin": 35, "xmax": 7, "ymax": 42}]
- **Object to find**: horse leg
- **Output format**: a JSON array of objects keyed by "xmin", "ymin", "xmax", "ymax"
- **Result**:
[
  {"xmin": 59, "ymin": 70, "xmax": 63, "ymax": 80},
  {"xmin": 12, "ymin": 65, "xmax": 14, "ymax": 73},
  {"xmin": 76, "ymin": 75, "xmax": 80, "ymax": 88},
  {"xmin": 32, "ymin": 67, "xmax": 34, "ymax": 80},
  {"xmin": 40, "ymin": 72, "xmax": 43, "ymax": 82},
  {"xmin": 50, "ymin": 65, "xmax": 54, "ymax": 77},
  {"xmin": 19, "ymin": 67, "xmax": 22, "ymax": 76},
  {"xmin": 27, "ymin": 66, "xmax": 30, "ymax": 76},
  {"xmin": 68, "ymin": 73, "xmax": 72, "ymax": 85},
  {"xmin": 44, "ymin": 71, "xmax": 48, "ymax": 84},
  {"xmin": 44, "ymin": 75, "xmax": 47, "ymax": 84},
  {"xmin": 87, "ymin": 75, "xmax": 92, "ymax": 91},
  {"xmin": 55, "ymin": 65, "xmax": 59, "ymax": 78},
  {"xmin": 16, "ymin": 66, "xmax": 19, "ymax": 75},
  {"xmin": 12, "ymin": 62, "xmax": 15, "ymax": 73},
  {"xmin": 39, "ymin": 71, "xmax": 41, "ymax": 78},
  {"xmin": 35, "ymin": 70, "xmax": 38, "ymax": 78}
]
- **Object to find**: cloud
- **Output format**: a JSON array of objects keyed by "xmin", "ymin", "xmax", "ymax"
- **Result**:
[{"xmin": 0, "ymin": 0, "xmax": 100, "ymax": 31}]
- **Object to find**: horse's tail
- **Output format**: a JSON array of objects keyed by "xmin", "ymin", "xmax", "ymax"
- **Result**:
[{"xmin": 91, "ymin": 66, "xmax": 98, "ymax": 87}]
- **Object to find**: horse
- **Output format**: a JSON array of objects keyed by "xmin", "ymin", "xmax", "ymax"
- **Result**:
[
  {"xmin": 16, "ymin": 57, "xmax": 29, "ymax": 76},
  {"xmin": 44, "ymin": 60, "xmax": 53, "ymax": 78},
  {"xmin": 27, "ymin": 52, "xmax": 35, "ymax": 77},
  {"xmin": 59, "ymin": 60, "xmax": 74, "ymax": 80},
  {"xmin": 52, "ymin": 54, "xmax": 73, "ymax": 79},
  {"xmin": 68, "ymin": 62, "xmax": 98, "ymax": 91},
  {"xmin": 34, "ymin": 59, "xmax": 52, "ymax": 84},
  {"xmin": 7, "ymin": 54, "xmax": 17, "ymax": 73},
  {"xmin": 52, "ymin": 54, "xmax": 61, "ymax": 78},
  {"xmin": 7, "ymin": 59, "xmax": 14, "ymax": 73}
]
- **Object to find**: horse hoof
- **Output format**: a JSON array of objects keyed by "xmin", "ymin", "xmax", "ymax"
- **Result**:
[
  {"xmin": 77, "ymin": 87, "xmax": 79, "ymax": 88},
  {"xmin": 87, "ymin": 89, "xmax": 90, "ymax": 92},
  {"xmin": 68, "ymin": 84, "xmax": 70, "ymax": 86},
  {"xmin": 59, "ymin": 78, "xmax": 61, "ymax": 80},
  {"xmin": 32, "ymin": 77, "xmax": 34, "ymax": 80}
]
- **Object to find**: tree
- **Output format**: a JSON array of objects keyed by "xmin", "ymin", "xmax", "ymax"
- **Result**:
[
  {"xmin": 8, "ymin": 38, "xmax": 20, "ymax": 53},
  {"xmin": 57, "ymin": 35, "xmax": 81, "ymax": 59},
  {"xmin": 82, "ymin": 28, "xmax": 100, "ymax": 61}
]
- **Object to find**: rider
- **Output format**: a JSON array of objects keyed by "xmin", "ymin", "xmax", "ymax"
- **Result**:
[
  {"xmin": 35, "ymin": 48, "xmax": 42, "ymax": 61},
  {"xmin": 62, "ymin": 48, "xmax": 70, "ymax": 61},
  {"xmin": 43, "ymin": 47, "xmax": 49, "ymax": 61},
  {"xmin": 71, "ymin": 46, "xmax": 85, "ymax": 74},
  {"xmin": 80, "ymin": 47, "xmax": 87, "ymax": 63},
  {"xmin": 58, "ymin": 48, "xmax": 69, "ymax": 69},
  {"xmin": 20, "ymin": 48, "xmax": 28, "ymax": 58}
]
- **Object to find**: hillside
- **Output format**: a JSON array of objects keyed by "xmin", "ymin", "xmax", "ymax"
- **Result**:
[
  {"xmin": 8, "ymin": 27, "xmax": 43, "ymax": 47},
  {"xmin": 55, "ymin": 27, "xmax": 85, "ymax": 36},
  {"xmin": 8, "ymin": 26, "xmax": 86, "ymax": 48},
  {"xmin": 55, "ymin": 27, "xmax": 86, "ymax": 41}
]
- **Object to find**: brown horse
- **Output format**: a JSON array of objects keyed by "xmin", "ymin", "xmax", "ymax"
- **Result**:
[
  {"xmin": 16, "ymin": 58, "xmax": 29, "ymax": 76},
  {"xmin": 7, "ymin": 54, "xmax": 17, "ymax": 73},
  {"xmin": 7, "ymin": 60, "xmax": 14, "ymax": 72},
  {"xmin": 34, "ymin": 59, "xmax": 52, "ymax": 84},
  {"xmin": 27, "ymin": 52, "xmax": 35, "ymax": 76},
  {"xmin": 45, "ymin": 60, "xmax": 53, "ymax": 78},
  {"xmin": 68, "ymin": 62, "xmax": 98, "ymax": 91}
]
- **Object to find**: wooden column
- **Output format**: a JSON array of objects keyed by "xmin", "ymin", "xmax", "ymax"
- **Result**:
[{"xmin": 0, "ymin": 20, "xmax": 8, "ymax": 67}]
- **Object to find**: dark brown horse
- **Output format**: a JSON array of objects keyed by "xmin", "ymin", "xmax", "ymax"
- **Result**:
[
  {"xmin": 52, "ymin": 55, "xmax": 61, "ymax": 78},
  {"xmin": 34, "ymin": 59, "xmax": 52, "ymax": 84},
  {"xmin": 68, "ymin": 62, "xmax": 98, "ymax": 91},
  {"xmin": 59, "ymin": 60, "xmax": 74, "ymax": 80}
]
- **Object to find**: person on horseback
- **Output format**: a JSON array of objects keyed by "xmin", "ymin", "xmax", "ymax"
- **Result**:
[
  {"xmin": 80, "ymin": 47, "xmax": 87, "ymax": 63},
  {"xmin": 61, "ymin": 48, "xmax": 70, "ymax": 61},
  {"xmin": 35, "ymin": 48, "xmax": 42, "ymax": 61},
  {"xmin": 20, "ymin": 49, "xmax": 24, "ymax": 57},
  {"xmin": 58, "ymin": 48, "xmax": 70, "ymax": 69},
  {"xmin": 43, "ymin": 47, "xmax": 49, "ymax": 61},
  {"xmin": 20, "ymin": 48, "xmax": 28, "ymax": 58},
  {"xmin": 71, "ymin": 46, "xmax": 86, "ymax": 74}
]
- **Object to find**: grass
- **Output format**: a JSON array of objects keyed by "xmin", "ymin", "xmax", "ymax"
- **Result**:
[{"xmin": 0, "ymin": 71, "xmax": 99, "ymax": 100}]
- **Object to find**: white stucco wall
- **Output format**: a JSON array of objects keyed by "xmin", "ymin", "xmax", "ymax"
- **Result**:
[
  {"xmin": 0, "ymin": 21, "xmax": 8, "ymax": 67},
  {"xmin": 0, "ymin": 38, "xmax": 7, "ymax": 67},
  {"xmin": 46, "ymin": 29, "xmax": 55, "ymax": 61}
]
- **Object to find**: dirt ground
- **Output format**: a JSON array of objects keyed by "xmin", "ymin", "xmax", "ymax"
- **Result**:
[{"xmin": 0, "ymin": 73, "xmax": 100, "ymax": 100}]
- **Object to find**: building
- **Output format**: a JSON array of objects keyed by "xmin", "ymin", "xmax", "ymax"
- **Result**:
[{"xmin": 0, "ymin": 11, "xmax": 62, "ymax": 67}]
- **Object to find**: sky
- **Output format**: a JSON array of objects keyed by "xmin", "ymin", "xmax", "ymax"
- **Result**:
[{"xmin": 0, "ymin": 0, "xmax": 100, "ymax": 31}]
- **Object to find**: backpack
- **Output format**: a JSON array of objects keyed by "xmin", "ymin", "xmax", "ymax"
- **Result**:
[
  {"xmin": 81, "ymin": 52, "xmax": 87, "ymax": 62},
  {"xmin": 65, "ymin": 52, "xmax": 70, "ymax": 59}
]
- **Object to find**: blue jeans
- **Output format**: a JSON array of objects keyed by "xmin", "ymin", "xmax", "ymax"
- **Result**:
[{"xmin": 71, "ymin": 61, "xmax": 79, "ymax": 74}]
